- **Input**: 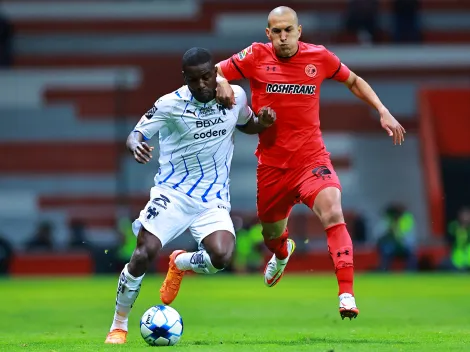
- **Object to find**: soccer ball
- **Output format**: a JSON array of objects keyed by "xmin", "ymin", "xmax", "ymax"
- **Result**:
[{"xmin": 140, "ymin": 305, "xmax": 183, "ymax": 346}]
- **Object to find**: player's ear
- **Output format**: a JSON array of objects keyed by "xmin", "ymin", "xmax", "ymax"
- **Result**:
[
  {"xmin": 265, "ymin": 27, "xmax": 271, "ymax": 40},
  {"xmin": 297, "ymin": 24, "xmax": 302, "ymax": 39},
  {"xmin": 213, "ymin": 65, "xmax": 218, "ymax": 75},
  {"xmin": 182, "ymin": 70, "xmax": 187, "ymax": 84}
]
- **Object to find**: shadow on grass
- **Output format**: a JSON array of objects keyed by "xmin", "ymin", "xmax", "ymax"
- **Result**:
[{"xmin": 184, "ymin": 336, "xmax": 416, "ymax": 346}]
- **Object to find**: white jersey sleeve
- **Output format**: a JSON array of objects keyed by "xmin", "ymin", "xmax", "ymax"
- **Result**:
[
  {"xmin": 133, "ymin": 96, "xmax": 174, "ymax": 140},
  {"xmin": 232, "ymin": 85, "xmax": 254, "ymax": 126}
]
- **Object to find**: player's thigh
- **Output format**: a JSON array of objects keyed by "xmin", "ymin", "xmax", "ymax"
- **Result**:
[
  {"xmin": 257, "ymin": 164, "xmax": 296, "ymax": 224},
  {"xmin": 133, "ymin": 186, "xmax": 196, "ymax": 248},
  {"xmin": 189, "ymin": 205, "xmax": 235, "ymax": 251},
  {"xmin": 297, "ymin": 161, "xmax": 343, "ymax": 212}
]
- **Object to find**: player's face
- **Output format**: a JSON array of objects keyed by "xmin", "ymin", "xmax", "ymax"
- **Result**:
[
  {"xmin": 266, "ymin": 14, "xmax": 302, "ymax": 58},
  {"xmin": 183, "ymin": 63, "xmax": 217, "ymax": 103}
]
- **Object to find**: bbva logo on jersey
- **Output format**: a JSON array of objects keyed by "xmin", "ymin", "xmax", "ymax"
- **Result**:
[{"xmin": 195, "ymin": 117, "xmax": 224, "ymax": 128}]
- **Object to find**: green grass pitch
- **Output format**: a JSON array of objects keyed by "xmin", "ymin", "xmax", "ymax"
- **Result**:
[{"xmin": 0, "ymin": 273, "xmax": 468, "ymax": 351}]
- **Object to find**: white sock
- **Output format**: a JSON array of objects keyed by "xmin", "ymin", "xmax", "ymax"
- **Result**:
[
  {"xmin": 175, "ymin": 250, "xmax": 220, "ymax": 274},
  {"xmin": 110, "ymin": 264, "xmax": 145, "ymax": 332}
]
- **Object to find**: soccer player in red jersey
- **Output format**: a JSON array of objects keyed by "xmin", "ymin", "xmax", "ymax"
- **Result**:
[{"xmin": 216, "ymin": 6, "xmax": 405, "ymax": 320}]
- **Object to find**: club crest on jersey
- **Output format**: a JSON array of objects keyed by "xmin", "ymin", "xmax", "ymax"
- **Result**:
[
  {"xmin": 305, "ymin": 64, "xmax": 317, "ymax": 78},
  {"xmin": 266, "ymin": 83, "xmax": 316, "ymax": 95},
  {"xmin": 237, "ymin": 45, "xmax": 253, "ymax": 61}
]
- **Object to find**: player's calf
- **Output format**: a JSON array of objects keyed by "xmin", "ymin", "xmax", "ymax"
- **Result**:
[
  {"xmin": 325, "ymin": 223, "xmax": 359, "ymax": 319},
  {"xmin": 106, "ymin": 229, "xmax": 161, "ymax": 343}
]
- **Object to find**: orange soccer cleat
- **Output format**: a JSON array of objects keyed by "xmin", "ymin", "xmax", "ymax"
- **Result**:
[
  {"xmin": 159, "ymin": 250, "xmax": 187, "ymax": 305},
  {"xmin": 105, "ymin": 329, "xmax": 127, "ymax": 344}
]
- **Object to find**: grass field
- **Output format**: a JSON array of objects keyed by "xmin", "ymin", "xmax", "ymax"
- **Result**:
[{"xmin": 0, "ymin": 273, "xmax": 468, "ymax": 351}]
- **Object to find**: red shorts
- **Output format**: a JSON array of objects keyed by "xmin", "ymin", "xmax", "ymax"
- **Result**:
[{"xmin": 256, "ymin": 158, "xmax": 342, "ymax": 223}]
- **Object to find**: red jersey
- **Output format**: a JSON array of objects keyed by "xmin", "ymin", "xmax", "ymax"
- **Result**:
[{"xmin": 219, "ymin": 41, "xmax": 351, "ymax": 168}]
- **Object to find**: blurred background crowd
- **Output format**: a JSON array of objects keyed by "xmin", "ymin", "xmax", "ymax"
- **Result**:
[{"xmin": 0, "ymin": 0, "xmax": 469, "ymax": 276}]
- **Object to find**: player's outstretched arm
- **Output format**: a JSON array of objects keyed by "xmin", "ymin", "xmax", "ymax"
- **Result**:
[
  {"xmin": 126, "ymin": 131, "xmax": 154, "ymax": 164},
  {"xmin": 237, "ymin": 107, "xmax": 276, "ymax": 135},
  {"xmin": 343, "ymin": 71, "xmax": 406, "ymax": 145}
]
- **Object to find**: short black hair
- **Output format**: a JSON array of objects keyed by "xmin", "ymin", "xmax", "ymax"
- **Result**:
[{"xmin": 182, "ymin": 47, "xmax": 212, "ymax": 70}]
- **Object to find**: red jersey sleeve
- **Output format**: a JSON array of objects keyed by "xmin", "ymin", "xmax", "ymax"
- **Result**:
[
  {"xmin": 322, "ymin": 47, "xmax": 351, "ymax": 82},
  {"xmin": 218, "ymin": 43, "xmax": 257, "ymax": 80}
]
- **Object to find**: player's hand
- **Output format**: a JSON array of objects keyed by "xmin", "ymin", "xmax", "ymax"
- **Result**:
[
  {"xmin": 379, "ymin": 108, "xmax": 406, "ymax": 145},
  {"xmin": 257, "ymin": 106, "xmax": 276, "ymax": 127},
  {"xmin": 216, "ymin": 79, "xmax": 235, "ymax": 109},
  {"xmin": 133, "ymin": 142, "xmax": 154, "ymax": 164}
]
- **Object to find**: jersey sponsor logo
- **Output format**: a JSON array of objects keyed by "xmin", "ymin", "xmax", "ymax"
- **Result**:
[
  {"xmin": 144, "ymin": 105, "xmax": 158, "ymax": 119},
  {"xmin": 305, "ymin": 64, "xmax": 317, "ymax": 78},
  {"xmin": 194, "ymin": 128, "xmax": 227, "ymax": 140},
  {"xmin": 195, "ymin": 117, "xmax": 224, "ymax": 128},
  {"xmin": 266, "ymin": 83, "xmax": 316, "ymax": 95},
  {"xmin": 237, "ymin": 45, "xmax": 252, "ymax": 61},
  {"xmin": 194, "ymin": 117, "xmax": 227, "ymax": 139}
]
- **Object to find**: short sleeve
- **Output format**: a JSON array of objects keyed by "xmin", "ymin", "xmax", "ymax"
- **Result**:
[
  {"xmin": 322, "ymin": 47, "xmax": 351, "ymax": 82},
  {"xmin": 232, "ymin": 85, "xmax": 254, "ymax": 126},
  {"xmin": 133, "ymin": 97, "xmax": 173, "ymax": 140},
  {"xmin": 218, "ymin": 43, "xmax": 257, "ymax": 81}
]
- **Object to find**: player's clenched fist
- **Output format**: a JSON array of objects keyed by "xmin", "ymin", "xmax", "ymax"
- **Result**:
[
  {"xmin": 132, "ymin": 142, "xmax": 154, "ymax": 164},
  {"xmin": 257, "ymin": 106, "xmax": 276, "ymax": 127},
  {"xmin": 215, "ymin": 77, "xmax": 235, "ymax": 109}
]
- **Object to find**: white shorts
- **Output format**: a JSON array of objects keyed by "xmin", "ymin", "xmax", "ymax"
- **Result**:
[{"xmin": 132, "ymin": 185, "xmax": 235, "ymax": 248}]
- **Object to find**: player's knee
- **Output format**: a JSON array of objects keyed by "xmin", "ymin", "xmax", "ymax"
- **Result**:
[
  {"xmin": 261, "ymin": 227, "xmax": 282, "ymax": 240},
  {"xmin": 208, "ymin": 246, "xmax": 233, "ymax": 270},
  {"xmin": 319, "ymin": 204, "xmax": 344, "ymax": 228}
]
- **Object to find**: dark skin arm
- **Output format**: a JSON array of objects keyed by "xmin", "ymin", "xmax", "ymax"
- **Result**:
[
  {"xmin": 236, "ymin": 107, "xmax": 276, "ymax": 135},
  {"xmin": 126, "ymin": 131, "xmax": 155, "ymax": 164}
]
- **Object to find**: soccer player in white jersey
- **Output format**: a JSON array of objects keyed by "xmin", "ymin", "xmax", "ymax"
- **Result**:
[{"xmin": 105, "ymin": 47, "xmax": 276, "ymax": 344}]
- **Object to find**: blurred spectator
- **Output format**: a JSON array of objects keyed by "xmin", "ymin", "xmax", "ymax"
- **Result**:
[
  {"xmin": 67, "ymin": 220, "xmax": 90, "ymax": 251},
  {"xmin": 344, "ymin": 0, "xmax": 380, "ymax": 44},
  {"xmin": 445, "ymin": 206, "xmax": 470, "ymax": 270},
  {"xmin": 0, "ymin": 233, "xmax": 13, "ymax": 275},
  {"xmin": 352, "ymin": 214, "xmax": 368, "ymax": 245},
  {"xmin": 25, "ymin": 221, "xmax": 55, "ymax": 252},
  {"xmin": 376, "ymin": 204, "xmax": 417, "ymax": 271},
  {"xmin": 233, "ymin": 216, "xmax": 264, "ymax": 273},
  {"xmin": 392, "ymin": 0, "xmax": 422, "ymax": 43},
  {"xmin": 0, "ymin": 10, "xmax": 13, "ymax": 67}
]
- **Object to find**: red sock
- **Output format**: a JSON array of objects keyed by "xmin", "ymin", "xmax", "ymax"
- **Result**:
[
  {"xmin": 263, "ymin": 228, "xmax": 289, "ymax": 260},
  {"xmin": 326, "ymin": 223, "xmax": 354, "ymax": 296}
]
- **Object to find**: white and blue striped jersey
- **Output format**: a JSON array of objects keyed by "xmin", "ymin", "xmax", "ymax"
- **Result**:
[{"xmin": 133, "ymin": 85, "xmax": 254, "ymax": 204}]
